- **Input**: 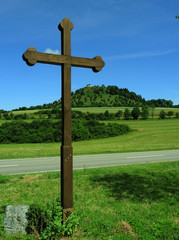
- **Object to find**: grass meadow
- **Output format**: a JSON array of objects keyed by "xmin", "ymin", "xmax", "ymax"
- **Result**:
[
  {"xmin": 9, "ymin": 106, "xmax": 179, "ymax": 119},
  {"xmin": 0, "ymin": 161, "xmax": 178, "ymax": 239},
  {"xmin": 0, "ymin": 118, "xmax": 179, "ymax": 159},
  {"xmin": 0, "ymin": 108, "xmax": 179, "ymax": 239},
  {"xmin": 72, "ymin": 106, "xmax": 179, "ymax": 116}
]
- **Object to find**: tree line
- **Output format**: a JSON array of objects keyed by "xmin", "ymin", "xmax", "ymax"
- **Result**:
[
  {"xmin": 123, "ymin": 107, "xmax": 179, "ymax": 120},
  {"xmin": 9, "ymin": 85, "xmax": 177, "ymax": 111},
  {"xmin": 1, "ymin": 108, "xmax": 178, "ymax": 121},
  {"xmin": 0, "ymin": 119, "xmax": 130, "ymax": 144}
]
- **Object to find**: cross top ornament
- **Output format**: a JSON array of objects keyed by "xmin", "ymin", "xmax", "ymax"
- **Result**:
[
  {"xmin": 23, "ymin": 17, "xmax": 105, "ymax": 222},
  {"xmin": 23, "ymin": 18, "xmax": 104, "ymax": 72}
]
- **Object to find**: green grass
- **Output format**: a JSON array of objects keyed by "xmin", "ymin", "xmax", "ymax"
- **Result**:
[
  {"xmin": 0, "ymin": 161, "xmax": 178, "ymax": 239},
  {"xmin": 72, "ymin": 106, "xmax": 179, "ymax": 116},
  {"xmin": 0, "ymin": 119, "xmax": 179, "ymax": 159},
  {"xmin": 11, "ymin": 110, "xmax": 40, "ymax": 115}
]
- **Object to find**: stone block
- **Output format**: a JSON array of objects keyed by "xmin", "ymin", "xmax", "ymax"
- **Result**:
[{"xmin": 4, "ymin": 205, "xmax": 29, "ymax": 235}]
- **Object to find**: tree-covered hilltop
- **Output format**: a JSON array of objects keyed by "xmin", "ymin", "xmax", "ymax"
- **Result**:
[
  {"xmin": 72, "ymin": 85, "xmax": 173, "ymax": 108},
  {"xmin": 12, "ymin": 85, "xmax": 174, "ymax": 111}
]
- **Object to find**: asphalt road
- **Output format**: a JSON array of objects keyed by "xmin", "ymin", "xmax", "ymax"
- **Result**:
[{"xmin": 0, "ymin": 150, "xmax": 178, "ymax": 175}]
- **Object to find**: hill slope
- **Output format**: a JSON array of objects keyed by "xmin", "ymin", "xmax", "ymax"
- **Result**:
[
  {"xmin": 71, "ymin": 85, "xmax": 174, "ymax": 107},
  {"xmin": 12, "ymin": 85, "xmax": 174, "ymax": 111}
]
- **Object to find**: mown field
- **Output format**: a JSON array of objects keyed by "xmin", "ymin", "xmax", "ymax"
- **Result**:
[
  {"xmin": 0, "ymin": 106, "xmax": 179, "ymax": 239},
  {"xmin": 73, "ymin": 106, "xmax": 179, "ymax": 116},
  {"xmin": 0, "ymin": 161, "xmax": 178, "ymax": 239},
  {"xmin": 8, "ymin": 107, "xmax": 179, "ymax": 119},
  {"xmin": 0, "ymin": 118, "xmax": 179, "ymax": 159},
  {"xmin": 0, "ymin": 106, "xmax": 178, "ymax": 120}
]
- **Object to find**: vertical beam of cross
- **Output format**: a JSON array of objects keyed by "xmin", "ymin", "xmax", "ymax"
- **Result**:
[
  {"xmin": 22, "ymin": 17, "xmax": 105, "ymax": 223},
  {"xmin": 58, "ymin": 18, "xmax": 74, "ymax": 221}
]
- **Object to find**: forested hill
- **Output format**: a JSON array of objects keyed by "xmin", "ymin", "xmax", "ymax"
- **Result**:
[
  {"xmin": 13, "ymin": 85, "xmax": 174, "ymax": 111},
  {"xmin": 71, "ymin": 85, "xmax": 173, "ymax": 108}
]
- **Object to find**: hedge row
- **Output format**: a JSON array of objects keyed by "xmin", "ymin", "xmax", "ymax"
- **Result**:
[{"xmin": 0, "ymin": 119, "xmax": 131, "ymax": 144}]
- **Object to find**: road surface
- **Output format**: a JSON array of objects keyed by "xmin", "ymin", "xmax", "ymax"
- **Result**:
[{"xmin": 0, "ymin": 150, "xmax": 178, "ymax": 175}]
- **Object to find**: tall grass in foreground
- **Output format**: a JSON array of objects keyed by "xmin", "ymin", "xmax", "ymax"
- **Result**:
[{"xmin": 0, "ymin": 161, "xmax": 178, "ymax": 239}]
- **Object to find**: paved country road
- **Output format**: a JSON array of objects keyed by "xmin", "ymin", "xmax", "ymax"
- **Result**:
[{"xmin": 0, "ymin": 150, "xmax": 178, "ymax": 175}]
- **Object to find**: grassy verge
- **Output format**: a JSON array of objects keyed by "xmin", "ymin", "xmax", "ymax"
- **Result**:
[
  {"xmin": 0, "ymin": 161, "xmax": 178, "ymax": 239},
  {"xmin": 0, "ymin": 119, "xmax": 179, "ymax": 159}
]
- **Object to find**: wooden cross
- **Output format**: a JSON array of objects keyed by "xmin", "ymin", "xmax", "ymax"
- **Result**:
[{"xmin": 22, "ymin": 17, "xmax": 105, "ymax": 221}]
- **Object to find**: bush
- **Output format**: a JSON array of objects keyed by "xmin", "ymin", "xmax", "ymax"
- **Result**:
[
  {"xmin": 131, "ymin": 107, "xmax": 141, "ymax": 120},
  {"xmin": 159, "ymin": 110, "xmax": 167, "ymax": 119},
  {"xmin": 115, "ymin": 110, "xmax": 123, "ymax": 120},
  {"xmin": 124, "ymin": 108, "xmax": 131, "ymax": 120},
  {"xmin": 167, "ymin": 111, "xmax": 173, "ymax": 118},
  {"xmin": 83, "ymin": 120, "xmax": 130, "ymax": 140},
  {"xmin": 141, "ymin": 106, "xmax": 149, "ymax": 120},
  {"xmin": 26, "ymin": 199, "xmax": 79, "ymax": 239},
  {"xmin": 0, "ymin": 119, "xmax": 131, "ymax": 144},
  {"xmin": 0, "ymin": 120, "xmax": 61, "ymax": 144},
  {"xmin": 72, "ymin": 119, "xmax": 91, "ymax": 141}
]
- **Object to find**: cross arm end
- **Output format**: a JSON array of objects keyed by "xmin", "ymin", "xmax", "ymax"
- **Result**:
[
  {"xmin": 22, "ymin": 47, "xmax": 37, "ymax": 66},
  {"xmin": 92, "ymin": 56, "xmax": 105, "ymax": 72}
]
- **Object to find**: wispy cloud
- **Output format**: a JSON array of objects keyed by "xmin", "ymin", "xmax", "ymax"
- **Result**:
[
  {"xmin": 44, "ymin": 48, "xmax": 60, "ymax": 55},
  {"xmin": 105, "ymin": 49, "xmax": 179, "ymax": 60}
]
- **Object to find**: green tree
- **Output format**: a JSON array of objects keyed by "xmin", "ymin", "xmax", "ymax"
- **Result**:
[
  {"xmin": 9, "ymin": 112, "xmax": 14, "ymax": 119},
  {"xmin": 104, "ymin": 110, "xmax": 110, "ymax": 118},
  {"xmin": 3, "ymin": 113, "xmax": 10, "ymax": 120},
  {"xmin": 39, "ymin": 112, "xmax": 42, "ymax": 119},
  {"xmin": 167, "ymin": 111, "xmax": 173, "ymax": 118},
  {"xmin": 47, "ymin": 113, "xmax": 52, "ymax": 119},
  {"xmin": 23, "ymin": 113, "xmax": 28, "ymax": 119},
  {"xmin": 150, "ymin": 105, "xmax": 155, "ymax": 119},
  {"xmin": 141, "ymin": 106, "xmax": 149, "ymax": 120},
  {"xmin": 131, "ymin": 107, "xmax": 140, "ymax": 120},
  {"xmin": 159, "ymin": 110, "xmax": 167, "ymax": 119},
  {"xmin": 115, "ymin": 110, "xmax": 123, "ymax": 120},
  {"xmin": 124, "ymin": 108, "xmax": 131, "ymax": 120}
]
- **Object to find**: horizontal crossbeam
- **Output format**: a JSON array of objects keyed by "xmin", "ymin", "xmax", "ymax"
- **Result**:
[{"xmin": 23, "ymin": 47, "xmax": 105, "ymax": 72}]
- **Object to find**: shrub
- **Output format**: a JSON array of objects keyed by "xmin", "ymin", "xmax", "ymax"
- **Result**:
[
  {"xmin": 131, "ymin": 107, "xmax": 141, "ymax": 120},
  {"xmin": 141, "ymin": 106, "xmax": 149, "ymax": 120},
  {"xmin": 0, "ymin": 119, "xmax": 130, "ymax": 144},
  {"xmin": 115, "ymin": 110, "xmax": 123, "ymax": 120},
  {"xmin": 124, "ymin": 108, "xmax": 131, "ymax": 120},
  {"xmin": 72, "ymin": 119, "xmax": 91, "ymax": 141},
  {"xmin": 26, "ymin": 199, "xmax": 79, "ymax": 239},
  {"xmin": 159, "ymin": 110, "xmax": 167, "ymax": 119},
  {"xmin": 167, "ymin": 111, "xmax": 173, "ymax": 118}
]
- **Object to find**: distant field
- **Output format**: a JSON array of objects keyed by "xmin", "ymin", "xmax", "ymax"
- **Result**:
[
  {"xmin": 0, "ymin": 107, "xmax": 178, "ymax": 126},
  {"xmin": 0, "ymin": 119, "xmax": 178, "ymax": 159},
  {"xmin": 72, "ymin": 106, "xmax": 179, "ymax": 117},
  {"xmin": 11, "ymin": 110, "xmax": 39, "ymax": 115}
]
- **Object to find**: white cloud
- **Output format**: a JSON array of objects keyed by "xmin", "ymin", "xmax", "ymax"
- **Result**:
[
  {"xmin": 44, "ymin": 48, "xmax": 60, "ymax": 55},
  {"xmin": 105, "ymin": 49, "xmax": 179, "ymax": 60}
]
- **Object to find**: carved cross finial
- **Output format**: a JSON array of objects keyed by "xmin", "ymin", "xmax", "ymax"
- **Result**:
[
  {"xmin": 23, "ymin": 47, "xmax": 37, "ymax": 66},
  {"xmin": 58, "ymin": 17, "xmax": 74, "ymax": 31}
]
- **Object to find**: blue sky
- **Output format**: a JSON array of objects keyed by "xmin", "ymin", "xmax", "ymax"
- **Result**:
[{"xmin": 1, "ymin": 0, "xmax": 179, "ymax": 110}]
